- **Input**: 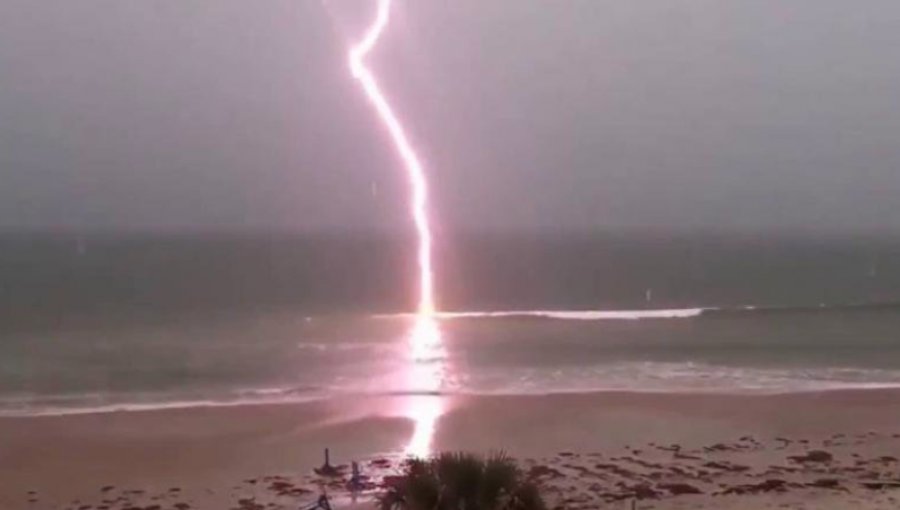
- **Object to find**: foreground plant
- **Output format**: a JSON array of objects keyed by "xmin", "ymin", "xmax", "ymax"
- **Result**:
[{"xmin": 379, "ymin": 452, "xmax": 546, "ymax": 510}]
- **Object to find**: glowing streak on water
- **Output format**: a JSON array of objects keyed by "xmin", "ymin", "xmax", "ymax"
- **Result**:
[
  {"xmin": 349, "ymin": 0, "xmax": 435, "ymax": 316},
  {"xmin": 348, "ymin": 0, "xmax": 445, "ymax": 457},
  {"xmin": 404, "ymin": 315, "xmax": 445, "ymax": 457}
]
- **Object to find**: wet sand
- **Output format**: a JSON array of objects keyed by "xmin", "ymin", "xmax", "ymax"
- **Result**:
[{"xmin": 3, "ymin": 389, "xmax": 900, "ymax": 509}]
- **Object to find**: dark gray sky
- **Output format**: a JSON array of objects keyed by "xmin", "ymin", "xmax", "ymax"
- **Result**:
[{"xmin": 2, "ymin": 0, "xmax": 899, "ymax": 233}]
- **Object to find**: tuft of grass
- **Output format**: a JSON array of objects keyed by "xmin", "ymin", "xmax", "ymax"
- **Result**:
[{"xmin": 379, "ymin": 452, "xmax": 546, "ymax": 510}]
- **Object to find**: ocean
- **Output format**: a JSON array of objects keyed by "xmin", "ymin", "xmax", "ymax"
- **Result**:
[{"xmin": 2, "ymin": 231, "xmax": 900, "ymax": 416}]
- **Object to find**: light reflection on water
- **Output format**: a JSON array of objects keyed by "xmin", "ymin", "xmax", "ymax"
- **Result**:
[{"xmin": 403, "ymin": 315, "xmax": 447, "ymax": 457}]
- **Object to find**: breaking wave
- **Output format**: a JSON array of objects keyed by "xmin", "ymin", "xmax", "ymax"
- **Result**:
[{"xmin": 376, "ymin": 301, "xmax": 900, "ymax": 321}]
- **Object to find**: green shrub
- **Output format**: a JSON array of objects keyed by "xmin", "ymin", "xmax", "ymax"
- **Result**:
[{"xmin": 379, "ymin": 452, "xmax": 546, "ymax": 510}]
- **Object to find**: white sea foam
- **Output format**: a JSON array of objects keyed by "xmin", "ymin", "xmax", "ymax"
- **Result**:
[
  {"xmin": 0, "ymin": 387, "xmax": 327, "ymax": 418},
  {"xmin": 454, "ymin": 362, "xmax": 900, "ymax": 396},
  {"xmin": 375, "ymin": 308, "xmax": 707, "ymax": 320}
]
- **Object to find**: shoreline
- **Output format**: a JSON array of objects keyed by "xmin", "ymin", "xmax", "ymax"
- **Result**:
[{"xmin": 6, "ymin": 385, "xmax": 900, "ymax": 419}]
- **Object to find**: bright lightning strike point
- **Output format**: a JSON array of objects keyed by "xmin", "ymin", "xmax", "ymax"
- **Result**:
[{"xmin": 349, "ymin": 0, "xmax": 435, "ymax": 317}]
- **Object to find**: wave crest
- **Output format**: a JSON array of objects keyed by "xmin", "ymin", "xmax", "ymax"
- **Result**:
[{"xmin": 375, "ymin": 301, "xmax": 900, "ymax": 321}]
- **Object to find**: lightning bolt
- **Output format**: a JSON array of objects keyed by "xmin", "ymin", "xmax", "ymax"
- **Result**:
[
  {"xmin": 346, "ymin": 0, "xmax": 446, "ymax": 457},
  {"xmin": 349, "ymin": 0, "xmax": 435, "ymax": 317}
]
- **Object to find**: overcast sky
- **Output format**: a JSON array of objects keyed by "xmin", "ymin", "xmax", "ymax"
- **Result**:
[{"xmin": 2, "ymin": 0, "xmax": 899, "ymax": 233}]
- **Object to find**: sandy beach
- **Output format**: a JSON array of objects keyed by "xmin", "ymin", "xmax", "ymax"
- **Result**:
[{"xmin": 3, "ymin": 389, "xmax": 900, "ymax": 509}]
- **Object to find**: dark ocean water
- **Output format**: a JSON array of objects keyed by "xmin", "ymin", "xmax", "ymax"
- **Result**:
[{"xmin": 2, "ymin": 231, "xmax": 900, "ymax": 415}]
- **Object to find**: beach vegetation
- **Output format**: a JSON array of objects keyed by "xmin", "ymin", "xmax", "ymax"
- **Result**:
[{"xmin": 378, "ymin": 452, "xmax": 546, "ymax": 510}]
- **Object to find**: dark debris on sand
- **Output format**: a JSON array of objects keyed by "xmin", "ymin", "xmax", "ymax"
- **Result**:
[{"xmin": 532, "ymin": 432, "xmax": 900, "ymax": 508}]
